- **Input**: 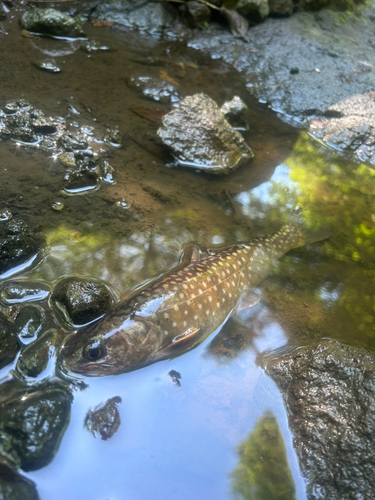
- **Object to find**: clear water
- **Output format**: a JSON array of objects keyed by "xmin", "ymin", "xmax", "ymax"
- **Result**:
[{"xmin": 1, "ymin": 8, "xmax": 375, "ymax": 500}]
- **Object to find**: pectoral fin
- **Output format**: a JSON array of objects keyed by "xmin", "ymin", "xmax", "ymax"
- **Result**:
[
  {"xmin": 233, "ymin": 289, "xmax": 261, "ymax": 316},
  {"xmin": 157, "ymin": 327, "xmax": 202, "ymax": 360}
]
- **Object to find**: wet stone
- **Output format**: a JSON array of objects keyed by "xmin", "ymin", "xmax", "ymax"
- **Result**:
[
  {"xmin": 184, "ymin": 1, "xmax": 211, "ymax": 29},
  {"xmin": 158, "ymin": 93, "xmax": 253, "ymax": 174},
  {"xmin": 103, "ymin": 128, "xmax": 121, "ymax": 146},
  {"xmin": 94, "ymin": 0, "xmax": 177, "ymax": 36},
  {"xmin": 0, "ymin": 3, "xmax": 7, "ymax": 21},
  {"xmin": 17, "ymin": 329, "xmax": 63, "ymax": 378},
  {"xmin": 63, "ymin": 167, "xmax": 100, "ymax": 195},
  {"xmin": 0, "ymin": 235, "xmax": 39, "ymax": 279},
  {"xmin": 52, "ymin": 201, "xmax": 64, "ymax": 211},
  {"xmin": 221, "ymin": 96, "xmax": 248, "ymax": 129},
  {"xmin": 263, "ymin": 339, "xmax": 375, "ymax": 500},
  {"xmin": 0, "ymin": 312, "xmax": 19, "ymax": 371},
  {"xmin": 0, "ymin": 209, "xmax": 12, "ymax": 222},
  {"xmin": 100, "ymin": 160, "xmax": 116, "ymax": 184},
  {"xmin": 5, "ymin": 219, "xmax": 28, "ymax": 236},
  {"xmin": 0, "ymin": 458, "xmax": 39, "ymax": 500},
  {"xmin": 19, "ymin": 8, "xmax": 85, "ymax": 38},
  {"xmin": 0, "ymin": 281, "xmax": 50, "ymax": 305},
  {"xmin": 127, "ymin": 76, "xmax": 181, "ymax": 104},
  {"xmin": 235, "ymin": 0, "xmax": 269, "ymax": 19},
  {"xmin": 33, "ymin": 59, "xmax": 61, "ymax": 74},
  {"xmin": 0, "ymin": 381, "xmax": 72, "ymax": 471},
  {"xmin": 81, "ymin": 40, "xmax": 110, "ymax": 53},
  {"xmin": 51, "ymin": 276, "xmax": 114, "ymax": 325},
  {"xmin": 59, "ymin": 152, "xmax": 76, "ymax": 168},
  {"xmin": 14, "ymin": 306, "xmax": 44, "ymax": 343},
  {"xmin": 59, "ymin": 132, "xmax": 88, "ymax": 151},
  {"xmin": 84, "ymin": 396, "xmax": 122, "ymax": 440},
  {"xmin": 4, "ymin": 102, "xmax": 21, "ymax": 115}
]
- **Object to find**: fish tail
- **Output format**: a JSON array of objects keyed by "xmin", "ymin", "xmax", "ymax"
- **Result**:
[{"xmin": 277, "ymin": 224, "xmax": 331, "ymax": 249}]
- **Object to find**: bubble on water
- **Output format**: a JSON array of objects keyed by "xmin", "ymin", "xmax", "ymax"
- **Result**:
[
  {"xmin": 116, "ymin": 198, "xmax": 130, "ymax": 210},
  {"xmin": 52, "ymin": 201, "xmax": 64, "ymax": 211},
  {"xmin": 0, "ymin": 208, "xmax": 12, "ymax": 221}
]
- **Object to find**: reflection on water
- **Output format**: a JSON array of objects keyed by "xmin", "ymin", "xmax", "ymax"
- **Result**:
[
  {"xmin": 231, "ymin": 411, "xmax": 296, "ymax": 500},
  {"xmin": 0, "ymin": 6, "xmax": 374, "ymax": 500}
]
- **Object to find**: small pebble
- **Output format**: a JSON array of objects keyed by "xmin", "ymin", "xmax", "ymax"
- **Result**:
[
  {"xmin": 52, "ymin": 201, "xmax": 64, "ymax": 211},
  {"xmin": 0, "ymin": 208, "xmax": 12, "ymax": 221}
]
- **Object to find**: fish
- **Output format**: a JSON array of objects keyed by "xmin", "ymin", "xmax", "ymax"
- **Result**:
[{"xmin": 60, "ymin": 224, "xmax": 329, "ymax": 377}]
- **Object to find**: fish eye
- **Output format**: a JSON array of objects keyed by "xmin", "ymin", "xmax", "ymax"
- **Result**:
[{"xmin": 83, "ymin": 341, "xmax": 106, "ymax": 361}]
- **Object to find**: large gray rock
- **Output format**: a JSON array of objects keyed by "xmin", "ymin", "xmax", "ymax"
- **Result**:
[
  {"xmin": 94, "ymin": 0, "xmax": 178, "ymax": 36},
  {"xmin": 186, "ymin": 6, "xmax": 375, "ymax": 168},
  {"xmin": 309, "ymin": 91, "xmax": 375, "ymax": 165},
  {"xmin": 268, "ymin": 0, "xmax": 294, "ymax": 15},
  {"xmin": 158, "ymin": 93, "xmax": 253, "ymax": 174},
  {"xmin": 263, "ymin": 339, "xmax": 375, "ymax": 500},
  {"xmin": 235, "ymin": 0, "xmax": 270, "ymax": 19},
  {"xmin": 19, "ymin": 8, "xmax": 84, "ymax": 37}
]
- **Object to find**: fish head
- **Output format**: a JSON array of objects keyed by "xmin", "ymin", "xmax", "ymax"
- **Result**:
[{"xmin": 60, "ymin": 316, "xmax": 162, "ymax": 377}]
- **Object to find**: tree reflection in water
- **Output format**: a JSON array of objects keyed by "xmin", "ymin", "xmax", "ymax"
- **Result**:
[{"xmin": 230, "ymin": 411, "xmax": 296, "ymax": 500}]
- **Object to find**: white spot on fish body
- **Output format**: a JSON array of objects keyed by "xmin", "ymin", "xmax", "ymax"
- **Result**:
[
  {"xmin": 164, "ymin": 312, "xmax": 169, "ymax": 319},
  {"xmin": 173, "ymin": 322, "xmax": 177, "ymax": 327},
  {"xmin": 173, "ymin": 304, "xmax": 179, "ymax": 312},
  {"xmin": 183, "ymin": 321, "xmax": 187, "ymax": 327}
]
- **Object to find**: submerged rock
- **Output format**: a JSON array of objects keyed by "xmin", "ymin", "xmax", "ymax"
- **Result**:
[
  {"xmin": 19, "ymin": 8, "xmax": 84, "ymax": 37},
  {"xmin": 84, "ymin": 396, "xmax": 122, "ymax": 440},
  {"xmin": 158, "ymin": 93, "xmax": 253, "ymax": 174},
  {"xmin": 263, "ymin": 339, "xmax": 375, "ymax": 500},
  {"xmin": 51, "ymin": 276, "xmax": 114, "ymax": 326},
  {"xmin": 17, "ymin": 328, "xmax": 65, "ymax": 378},
  {"xmin": 63, "ymin": 167, "xmax": 100, "ymax": 195},
  {"xmin": 14, "ymin": 305, "xmax": 44, "ymax": 343},
  {"xmin": 0, "ymin": 312, "xmax": 19, "ymax": 370},
  {"xmin": 0, "ymin": 381, "xmax": 72, "ymax": 471},
  {"xmin": 0, "ymin": 281, "xmax": 50, "ymax": 305},
  {"xmin": 33, "ymin": 59, "xmax": 61, "ymax": 74},
  {"xmin": 58, "ymin": 132, "xmax": 88, "ymax": 151},
  {"xmin": 127, "ymin": 76, "xmax": 181, "ymax": 104}
]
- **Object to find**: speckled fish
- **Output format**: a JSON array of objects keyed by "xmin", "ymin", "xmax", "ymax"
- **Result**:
[{"xmin": 60, "ymin": 225, "xmax": 328, "ymax": 376}]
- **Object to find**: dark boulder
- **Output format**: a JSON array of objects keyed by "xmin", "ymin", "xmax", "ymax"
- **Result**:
[
  {"xmin": 51, "ymin": 276, "xmax": 114, "ymax": 326},
  {"xmin": 0, "ymin": 381, "xmax": 72, "ymax": 472},
  {"xmin": 263, "ymin": 339, "xmax": 375, "ymax": 500}
]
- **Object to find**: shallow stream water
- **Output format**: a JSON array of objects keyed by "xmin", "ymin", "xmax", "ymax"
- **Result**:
[{"xmin": 1, "ymin": 7, "xmax": 375, "ymax": 500}]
